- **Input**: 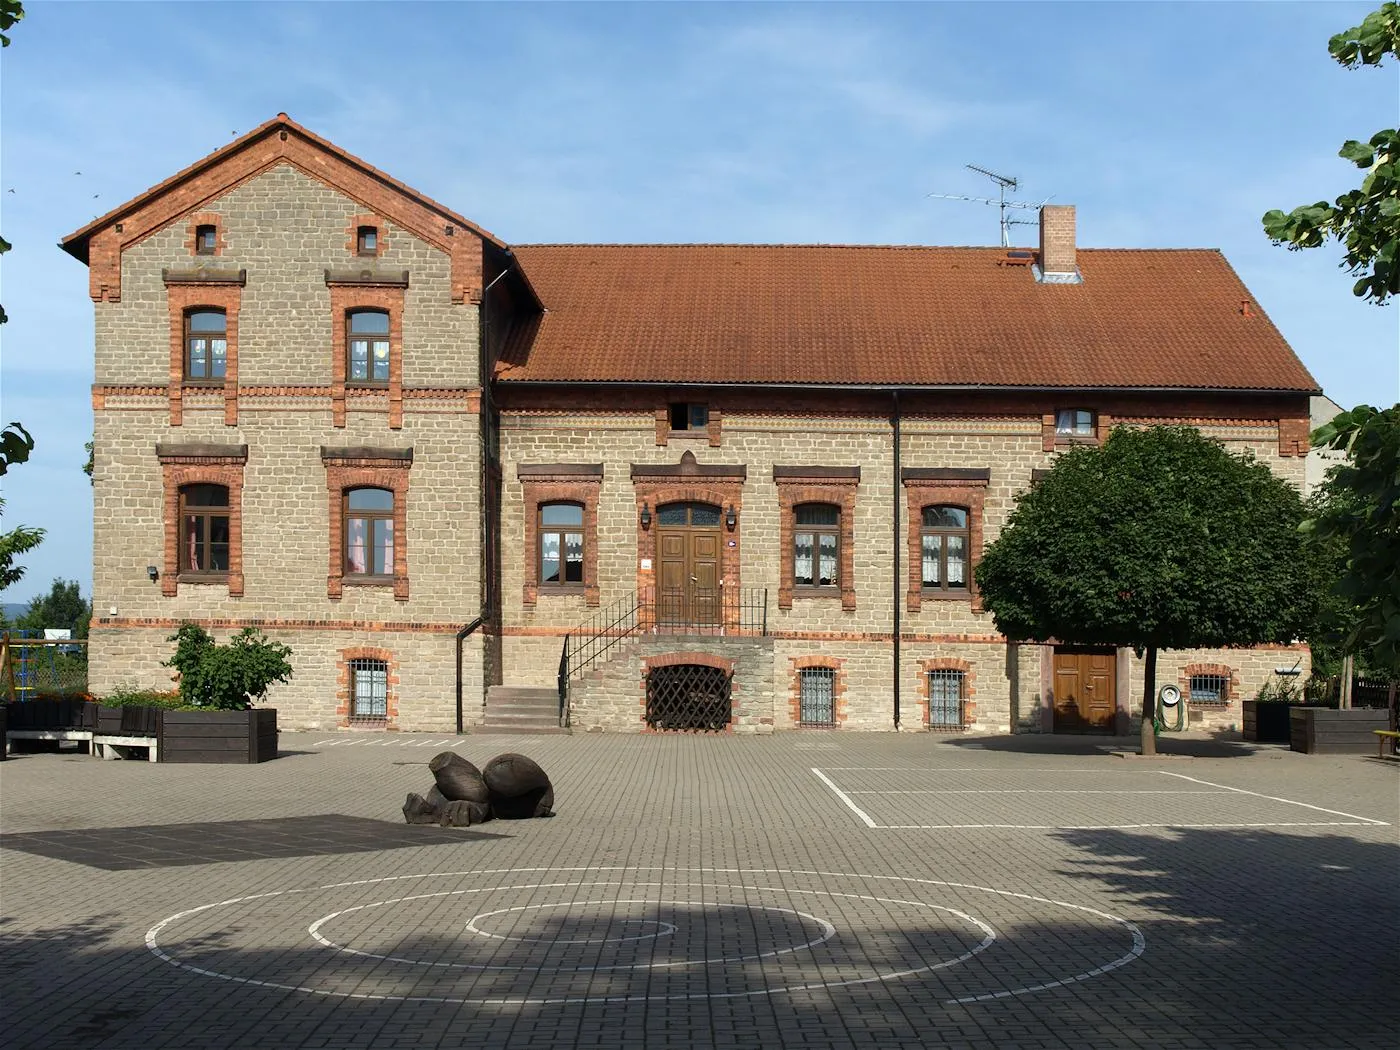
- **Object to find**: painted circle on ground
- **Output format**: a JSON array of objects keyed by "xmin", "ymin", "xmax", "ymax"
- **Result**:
[
  {"xmin": 464, "ymin": 904, "xmax": 677, "ymax": 946},
  {"xmin": 145, "ymin": 866, "xmax": 1145, "ymax": 1006}
]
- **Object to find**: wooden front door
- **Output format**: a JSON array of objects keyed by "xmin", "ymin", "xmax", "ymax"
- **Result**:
[
  {"xmin": 655, "ymin": 502, "xmax": 722, "ymax": 626},
  {"xmin": 1052, "ymin": 647, "xmax": 1117, "ymax": 732}
]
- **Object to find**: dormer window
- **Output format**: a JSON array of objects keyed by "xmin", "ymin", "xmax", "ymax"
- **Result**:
[
  {"xmin": 195, "ymin": 225, "xmax": 217, "ymax": 255},
  {"xmin": 670, "ymin": 402, "xmax": 709, "ymax": 432},
  {"xmin": 356, "ymin": 226, "xmax": 379, "ymax": 256},
  {"xmin": 1055, "ymin": 409, "xmax": 1095, "ymax": 438}
]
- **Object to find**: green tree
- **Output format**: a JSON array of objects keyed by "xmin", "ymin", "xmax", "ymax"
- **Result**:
[
  {"xmin": 163, "ymin": 624, "xmax": 294, "ymax": 710},
  {"xmin": 976, "ymin": 426, "xmax": 1321, "ymax": 755},
  {"xmin": 0, "ymin": 423, "xmax": 44, "ymax": 591},
  {"xmin": 1262, "ymin": 3, "xmax": 1399, "ymax": 303},
  {"xmin": 16, "ymin": 578, "xmax": 91, "ymax": 638},
  {"xmin": 1307, "ymin": 406, "xmax": 1400, "ymax": 670}
]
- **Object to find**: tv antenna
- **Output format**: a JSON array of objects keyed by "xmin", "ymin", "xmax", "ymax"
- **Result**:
[{"xmin": 927, "ymin": 164, "xmax": 1048, "ymax": 247}]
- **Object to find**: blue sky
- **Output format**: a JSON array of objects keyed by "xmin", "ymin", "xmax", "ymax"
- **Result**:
[{"xmin": 1, "ymin": 0, "xmax": 1397, "ymax": 605}]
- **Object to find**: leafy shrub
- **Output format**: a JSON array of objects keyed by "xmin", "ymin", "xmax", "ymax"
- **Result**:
[
  {"xmin": 163, "ymin": 624, "xmax": 294, "ymax": 711},
  {"xmin": 99, "ymin": 687, "xmax": 183, "ymax": 709},
  {"xmin": 1254, "ymin": 676, "xmax": 1305, "ymax": 704}
]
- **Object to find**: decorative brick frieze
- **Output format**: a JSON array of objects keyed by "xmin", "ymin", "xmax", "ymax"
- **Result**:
[
  {"xmin": 157, "ymin": 443, "xmax": 247, "ymax": 597},
  {"xmin": 788, "ymin": 655, "xmax": 848, "ymax": 727},
  {"xmin": 321, "ymin": 447, "xmax": 412, "ymax": 600},
  {"xmin": 916, "ymin": 656, "xmax": 977, "ymax": 730},
  {"xmin": 336, "ymin": 645, "xmax": 399, "ymax": 727},
  {"xmin": 773, "ymin": 467, "xmax": 859, "ymax": 611},
  {"xmin": 518, "ymin": 465, "xmax": 603, "ymax": 607},
  {"xmin": 327, "ymin": 279, "xmax": 405, "ymax": 428},
  {"xmin": 165, "ymin": 279, "xmax": 242, "ymax": 426},
  {"xmin": 903, "ymin": 471, "xmax": 990, "ymax": 613}
]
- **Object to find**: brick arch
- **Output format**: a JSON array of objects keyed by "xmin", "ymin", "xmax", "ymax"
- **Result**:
[
  {"xmin": 1182, "ymin": 662, "xmax": 1237, "ymax": 704},
  {"xmin": 643, "ymin": 651, "xmax": 735, "ymax": 675},
  {"xmin": 337, "ymin": 645, "xmax": 399, "ymax": 727},
  {"xmin": 916, "ymin": 656, "xmax": 977, "ymax": 730},
  {"xmin": 789, "ymin": 656, "xmax": 847, "ymax": 728}
]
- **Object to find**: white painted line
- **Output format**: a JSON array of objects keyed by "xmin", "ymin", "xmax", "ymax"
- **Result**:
[
  {"xmin": 877, "ymin": 821, "xmax": 1384, "ymax": 830},
  {"xmin": 847, "ymin": 789, "xmax": 1228, "ymax": 796},
  {"xmin": 809, "ymin": 768, "xmax": 880, "ymax": 828},
  {"xmin": 1156, "ymin": 771, "xmax": 1391, "ymax": 826},
  {"xmin": 820, "ymin": 766, "xmax": 1107, "ymax": 772}
]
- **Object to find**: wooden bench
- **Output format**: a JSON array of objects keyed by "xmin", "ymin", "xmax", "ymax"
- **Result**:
[{"xmin": 1375, "ymin": 729, "xmax": 1400, "ymax": 760}]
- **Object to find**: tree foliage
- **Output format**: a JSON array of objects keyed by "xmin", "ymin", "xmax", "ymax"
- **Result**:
[
  {"xmin": 1307, "ymin": 405, "xmax": 1400, "ymax": 670},
  {"xmin": 1262, "ymin": 3, "xmax": 1399, "ymax": 303},
  {"xmin": 13, "ymin": 578, "xmax": 91, "ymax": 638},
  {"xmin": 163, "ymin": 624, "xmax": 294, "ymax": 711},
  {"xmin": 976, "ymin": 426, "xmax": 1322, "ymax": 751}
]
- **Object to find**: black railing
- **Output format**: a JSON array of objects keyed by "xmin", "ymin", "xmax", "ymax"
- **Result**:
[{"xmin": 557, "ymin": 587, "xmax": 769, "ymax": 724}]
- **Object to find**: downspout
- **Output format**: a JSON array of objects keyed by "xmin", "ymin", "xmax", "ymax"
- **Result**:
[
  {"xmin": 891, "ymin": 391, "xmax": 901, "ymax": 729},
  {"xmin": 455, "ymin": 617, "xmax": 484, "ymax": 734}
]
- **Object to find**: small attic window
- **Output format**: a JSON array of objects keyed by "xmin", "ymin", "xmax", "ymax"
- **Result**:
[
  {"xmin": 195, "ymin": 225, "xmax": 217, "ymax": 254},
  {"xmin": 670, "ymin": 403, "xmax": 709, "ymax": 432},
  {"xmin": 1055, "ymin": 409, "xmax": 1095, "ymax": 437},
  {"xmin": 356, "ymin": 226, "xmax": 379, "ymax": 255}
]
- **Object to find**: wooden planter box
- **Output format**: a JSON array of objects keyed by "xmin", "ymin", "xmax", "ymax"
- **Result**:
[
  {"xmin": 159, "ymin": 708, "xmax": 278, "ymax": 764},
  {"xmin": 96, "ymin": 705, "xmax": 163, "ymax": 736},
  {"xmin": 1243, "ymin": 700, "xmax": 1295, "ymax": 743},
  {"xmin": 1288, "ymin": 707, "xmax": 1390, "ymax": 754},
  {"xmin": 8, "ymin": 698, "xmax": 99, "ymax": 731}
]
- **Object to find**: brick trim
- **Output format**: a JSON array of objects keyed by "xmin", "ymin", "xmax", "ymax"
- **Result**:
[
  {"xmin": 632, "ymin": 480, "xmax": 744, "ymax": 627},
  {"xmin": 184, "ymin": 213, "xmax": 227, "ymax": 257},
  {"xmin": 1182, "ymin": 662, "xmax": 1237, "ymax": 705},
  {"xmin": 346, "ymin": 213, "xmax": 388, "ymax": 258},
  {"xmin": 774, "ymin": 473, "xmax": 859, "ymax": 611},
  {"xmin": 904, "ymin": 474, "xmax": 989, "ymax": 613},
  {"xmin": 328, "ymin": 282, "xmax": 405, "ymax": 429},
  {"xmin": 323, "ymin": 453, "xmax": 412, "ymax": 600},
  {"xmin": 157, "ymin": 447, "xmax": 245, "ymax": 597},
  {"xmin": 520, "ymin": 475, "xmax": 602, "ymax": 607},
  {"xmin": 917, "ymin": 656, "xmax": 977, "ymax": 730},
  {"xmin": 77, "ymin": 124, "xmax": 488, "ymax": 306},
  {"xmin": 336, "ymin": 645, "xmax": 399, "ymax": 727},
  {"xmin": 1278, "ymin": 416, "xmax": 1310, "ymax": 457},
  {"xmin": 166, "ymin": 281, "xmax": 241, "ymax": 426},
  {"xmin": 789, "ymin": 655, "xmax": 848, "ymax": 727}
]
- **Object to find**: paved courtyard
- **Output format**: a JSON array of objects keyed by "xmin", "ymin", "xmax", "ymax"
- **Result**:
[{"xmin": 1, "ymin": 729, "xmax": 1396, "ymax": 1049}]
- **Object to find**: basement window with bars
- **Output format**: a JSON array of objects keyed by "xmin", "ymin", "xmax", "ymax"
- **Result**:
[
  {"xmin": 349, "ymin": 659, "xmax": 389, "ymax": 722},
  {"xmin": 798, "ymin": 668, "xmax": 837, "ymax": 727},
  {"xmin": 1189, "ymin": 674, "xmax": 1230, "ymax": 705},
  {"xmin": 927, "ymin": 670, "xmax": 966, "ymax": 730}
]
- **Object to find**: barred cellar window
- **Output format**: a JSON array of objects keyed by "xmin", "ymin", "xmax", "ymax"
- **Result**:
[
  {"xmin": 798, "ymin": 667, "xmax": 837, "ymax": 727},
  {"xmin": 927, "ymin": 669, "xmax": 966, "ymax": 729},
  {"xmin": 348, "ymin": 659, "xmax": 388, "ymax": 722},
  {"xmin": 1189, "ymin": 674, "xmax": 1230, "ymax": 704}
]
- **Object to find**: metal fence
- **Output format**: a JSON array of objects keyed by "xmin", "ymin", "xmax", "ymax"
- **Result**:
[{"xmin": 1, "ymin": 635, "xmax": 90, "ymax": 699}]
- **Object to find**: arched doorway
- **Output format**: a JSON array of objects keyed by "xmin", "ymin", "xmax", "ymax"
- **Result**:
[{"xmin": 655, "ymin": 501, "xmax": 722, "ymax": 627}]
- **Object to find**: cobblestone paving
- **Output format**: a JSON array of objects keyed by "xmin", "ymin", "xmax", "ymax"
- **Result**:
[{"xmin": 1, "ymin": 731, "xmax": 1396, "ymax": 1049}]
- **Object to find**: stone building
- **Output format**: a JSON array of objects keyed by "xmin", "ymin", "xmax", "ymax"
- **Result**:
[{"xmin": 63, "ymin": 115, "xmax": 1318, "ymax": 736}]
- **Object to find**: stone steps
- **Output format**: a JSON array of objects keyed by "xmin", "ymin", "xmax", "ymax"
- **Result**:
[{"xmin": 481, "ymin": 685, "xmax": 569, "ymax": 734}]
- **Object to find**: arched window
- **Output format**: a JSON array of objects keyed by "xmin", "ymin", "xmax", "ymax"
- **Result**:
[
  {"xmin": 539, "ymin": 502, "xmax": 584, "ymax": 587},
  {"xmin": 346, "ymin": 309, "xmax": 390, "ymax": 384},
  {"xmin": 794, "ymin": 503, "xmax": 840, "ymax": 588},
  {"xmin": 179, "ymin": 483, "xmax": 230, "ymax": 579},
  {"xmin": 921, "ymin": 505, "xmax": 969, "ymax": 592},
  {"xmin": 184, "ymin": 309, "xmax": 227, "ymax": 381},
  {"xmin": 345, "ymin": 487, "xmax": 394, "ymax": 576}
]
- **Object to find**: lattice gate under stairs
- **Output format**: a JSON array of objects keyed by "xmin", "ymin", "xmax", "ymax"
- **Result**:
[{"xmin": 645, "ymin": 664, "xmax": 732, "ymax": 732}]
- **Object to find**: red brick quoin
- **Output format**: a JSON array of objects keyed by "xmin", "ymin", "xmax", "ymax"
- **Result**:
[{"xmin": 336, "ymin": 645, "xmax": 400, "ymax": 727}]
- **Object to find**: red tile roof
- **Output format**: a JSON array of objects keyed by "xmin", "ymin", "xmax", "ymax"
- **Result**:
[{"xmin": 499, "ymin": 244, "xmax": 1318, "ymax": 391}]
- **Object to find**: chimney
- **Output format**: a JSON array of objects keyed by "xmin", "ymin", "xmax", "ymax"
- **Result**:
[{"xmin": 1038, "ymin": 204, "xmax": 1080, "ymax": 282}]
